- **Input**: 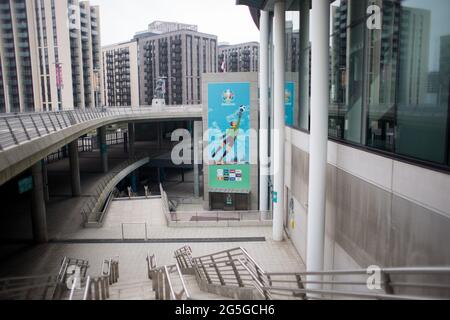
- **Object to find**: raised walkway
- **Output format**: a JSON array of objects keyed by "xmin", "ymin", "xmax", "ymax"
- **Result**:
[{"xmin": 0, "ymin": 105, "xmax": 202, "ymax": 186}]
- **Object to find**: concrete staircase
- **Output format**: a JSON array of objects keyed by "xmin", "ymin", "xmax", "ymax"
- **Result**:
[
  {"xmin": 108, "ymin": 279, "xmax": 155, "ymax": 300},
  {"xmin": 181, "ymin": 274, "xmax": 231, "ymax": 300},
  {"xmin": 104, "ymin": 275, "xmax": 231, "ymax": 301}
]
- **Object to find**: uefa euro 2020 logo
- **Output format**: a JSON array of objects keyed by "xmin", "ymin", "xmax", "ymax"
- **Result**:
[
  {"xmin": 222, "ymin": 89, "xmax": 235, "ymax": 106},
  {"xmin": 285, "ymin": 89, "xmax": 291, "ymax": 104}
]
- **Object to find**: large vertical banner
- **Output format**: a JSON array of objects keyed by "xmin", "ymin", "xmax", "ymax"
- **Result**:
[
  {"xmin": 56, "ymin": 63, "xmax": 63, "ymax": 90},
  {"xmin": 208, "ymin": 83, "xmax": 251, "ymax": 190},
  {"xmin": 285, "ymin": 82, "xmax": 295, "ymax": 126}
]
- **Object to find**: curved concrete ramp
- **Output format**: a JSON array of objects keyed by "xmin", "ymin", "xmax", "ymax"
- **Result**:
[{"xmin": 83, "ymin": 156, "xmax": 151, "ymax": 228}]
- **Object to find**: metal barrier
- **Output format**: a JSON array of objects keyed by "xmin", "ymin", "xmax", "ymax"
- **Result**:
[
  {"xmin": 81, "ymin": 257, "xmax": 119, "ymax": 301},
  {"xmin": 0, "ymin": 274, "xmax": 58, "ymax": 300},
  {"xmin": 171, "ymin": 210, "xmax": 272, "ymax": 223},
  {"xmin": 174, "ymin": 246, "xmax": 194, "ymax": 270},
  {"xmin": 146, "ymin": 252, "xmax": 157, "ymax": 280},
  {"xmin": 81, "ymin": 154, "xmax": 150, "ymax": 226},
  {"xmin": 159, "ymin": 184, "xmax": 272, "ymax": 225},
  {"xmin": 46, "ymin": 132, "xmax": 125, "ymax": 164},
  {"xmin": 0, "ymin": 105, "xmax": 202, "ymax": 152},
  {"xmin": 121, "ymin": 222, "xmax": 148, "ymax": 240},
  {"xmin": 186, "ymin": 247, "xmax": 450, "ymax": 300},
  {"xmin": 52, "ymin": 256, "xmax": 90, "ymax": 300},
  {"xmin": 152, "ymin": 264, "xmax": 191, "ymax": 300},
  {"xmin": 146, "ymin": 252, "xmax": 191, "ymax": 300}
]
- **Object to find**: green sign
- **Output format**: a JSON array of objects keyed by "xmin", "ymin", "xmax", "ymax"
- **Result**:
[
  {"xmin": 285, "ymin": 82, "xmax": 295, "ymax": 126},
  {"xmin": 273, "ymin": 191, "xmax": 278, "ymax": 204},
  {"xmin": 209, "ymin": 165, "xmax": 250, "ymax": 190},
  {"xmin": 18, "ymin": 176, "xmax": 33, "ymax": 194}
]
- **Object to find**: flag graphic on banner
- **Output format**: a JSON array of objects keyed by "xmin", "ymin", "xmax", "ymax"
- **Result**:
[{"xmin": 56, "ymin": 63, "xmax": 63, "ymax": 89}]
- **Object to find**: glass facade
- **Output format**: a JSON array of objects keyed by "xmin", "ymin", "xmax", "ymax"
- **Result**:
[{"xmin": 285, "ymin": 0, "xmax": 450, "ymax": 169}]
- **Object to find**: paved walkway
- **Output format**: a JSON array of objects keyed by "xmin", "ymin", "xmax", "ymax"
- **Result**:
[{"xmin": 0, "ymin": 146, "xmax": 305, "ymax": 286}]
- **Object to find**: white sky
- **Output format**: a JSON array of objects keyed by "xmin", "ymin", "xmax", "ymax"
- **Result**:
[{"xmin": 88, "ymin": 0, "xmax": 260, "ymax": 46}]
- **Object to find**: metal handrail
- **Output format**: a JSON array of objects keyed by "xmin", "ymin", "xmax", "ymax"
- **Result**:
[
  {"xmin": 52, "ymin": 256, "xmax": 89, "ymax": 300},
  {"xmin": 81, "ymin": 154, "xmax": 150, "ymax": 225},
  {"xmin": 0, "ymin": 105, "xmax": 202, "ymax": 152},
  {"xmin": 0, "ymin": 274, "xmax": 58, "ymax": 300},
  {"xmin": 174, "ymin": 245, "xmax": 193, "ymax": 270},
  {"xmin": 81, "ymin": 256, "xmax": 119, "ymax": 300},
  {"xmin": 186, "ymin": 247, "xmax": 450, "ymax": 300},
  {"xmin": 148, "ymin": 250, "xmax": 191, "ymax": 301},
  {"xmin": 146, "ymin": 252, "xmax": 157, "ymax": 279}
]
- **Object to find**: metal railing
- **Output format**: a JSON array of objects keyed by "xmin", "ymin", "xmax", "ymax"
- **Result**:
[
  {"xmin": 185, "ymin": 247, "xmax": 450, "ymax": 300},
  {"xmin": 146, "ymin": 252, "xmax": 157, "ymax": 280},
  {"xmin": 52, "ymin": 256, "xmax": 90, "ymax": 300},
  {"xmin": 81, "ymin": 256, "xmax": 119, "ymax": 301},
  {"xmin": 146, "ymin": 252, "xmax": 191, "ymax": 300},
  {"xmin": 0, "ymin": 105, "xmax": 202, "ymax": 151},
  {"xmin": 152, "ymin": 264, "xmax": 191, "ymax": 300},
  {"xmin": 159, "ymin": 184, "xmax": 272, "ymax": 225},
  {"xmin": 81, "ymin": 154, "xmax": 149, "ymax": 226},
  {"xmin": 46, "ymin": 132, "xmax": 125, "ymax": 164},
  {"xmin": 170, "ymin": 210, "xmax": 273, "ymax": 223},
  {"xmin": 0, "ymin": 274, "xmax": 58, "ymax": 300},
  {"xmin": 174, "ymin": 246, "xmax": 194, "ymax": 270},
  {"xmin": 121, "ymin": 222, "xmax": 148, "ymax": 240}
]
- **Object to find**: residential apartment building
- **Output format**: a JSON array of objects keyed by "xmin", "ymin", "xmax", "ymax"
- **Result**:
[
  {"xmin": 218, "ymin": 42, "xmax": 259, "ymax": 72},
  {"xmin": 136, "ymin": 22, "xmax": 218, "ymax": 106},
  {"xmin": 0, "ymin": 0, "xmax": 102, "ymax": 113},
  {"xmin": 102, "ymin": 41, "xmax": 139, "ymax": 107}
]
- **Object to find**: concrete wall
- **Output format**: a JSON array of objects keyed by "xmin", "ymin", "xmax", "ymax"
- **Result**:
[
  {"xmin": 201, "ymin": 72, "xmax": 259, "ymax": 210},
  {"xmin": 284, "ymin": 127, "xmax": 450, "ymax": 270}
]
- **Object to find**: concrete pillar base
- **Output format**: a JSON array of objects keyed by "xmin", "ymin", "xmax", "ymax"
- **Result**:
[
  {"xmin": 31, "ymin": 162, "xmax": 48, "ymax": 243},
  {"xmin": 69, "ymin": 140, "xmax": 82, "ymax": 197}
]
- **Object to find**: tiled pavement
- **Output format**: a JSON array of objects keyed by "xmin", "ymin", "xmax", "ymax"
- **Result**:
[{"xmin": 0, "ymin": 146, "xmax": 305, "ymax": 284}]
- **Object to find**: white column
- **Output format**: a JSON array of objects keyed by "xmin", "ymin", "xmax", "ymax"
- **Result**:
[
  {"xmin": 259, "ymin": 10, "xmax": 270, "ymax": 212},
  {"xmin": 299, "ymin": 0, "xmax": 310, "ymax": 130},
  {"xmin": 272, "ymin": 0, "xmax": 286, "ymax": 242},
  {"xmin": 306, "ymin": 0, "xmax": 330, "ymax": 293},
  {"xmin": 193, "ymin": 120, "xmax": 203, "ymax": 198}
]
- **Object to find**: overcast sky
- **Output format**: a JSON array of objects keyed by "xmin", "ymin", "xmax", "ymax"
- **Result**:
[{"xmin": 88, "ymin": 0, "xmax": 260, "ymax": 46}]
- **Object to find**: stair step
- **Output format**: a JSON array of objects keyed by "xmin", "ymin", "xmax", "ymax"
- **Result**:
[
  {"xmin": 107, "ymin": 279, "xmax": 155, "ymax": 300},
  {"xmin": 182, "ymin": 275, "xmax": 234, "ymax": 300}
]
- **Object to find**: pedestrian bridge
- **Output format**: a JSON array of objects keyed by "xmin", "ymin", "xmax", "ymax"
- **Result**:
[{"xmin": 0, "ymin": 105, "xmax": 203, "ymax": 186}]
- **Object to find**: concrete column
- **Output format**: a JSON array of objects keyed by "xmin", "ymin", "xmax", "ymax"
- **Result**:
[
  {"xmin": 259, "ymin": 10, "xmax": 270, "ymax": 212},
  {"xmin": 31, "ymin": 161, "xmax": 48, "ymax": 243},
  {"xmin": 69, "ymin": 140, "xmax": 81, "ymax": 197},
  {"xmin": 157, "ymin": 122, "xmax": 163, "ymax": 149},
  {"xmin": 272, "ymin": 0, "xmax": 286, "ymax": 242},
  {"xmin": 124, "ymin": 132, "xmax": 128, "ymax": 153},
  {"xmin": 131, "ymin": 171, "xmax": 138, "ymax": 193},
  {"xmin": 98, "ymin": 127, "xmax": 108, "ymax": 173},
  {"xmin": 306, "ymin": 0, "xmax": 330, "ymax": 294},
  {"xmin": 42, "ymin": 160, "xmax": 49, "ymax": 203},
  {"xmin": 193, "ymin": 121, "xmax": 203, "ymax": 198},
  {"xmin": 128, "ymin": 123, "xmax": 135, "ymax": 159}
]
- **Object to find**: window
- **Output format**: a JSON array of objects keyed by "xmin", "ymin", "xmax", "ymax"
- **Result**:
[
  {"xmin": 285, "ymin": 0, "xmax": 450, "ymax": 170},
  {"xmin": 328, "ymin": 0, "xmax": 450, "ymax": 168}
]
